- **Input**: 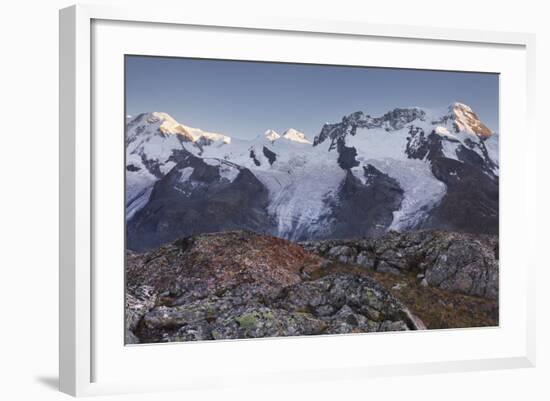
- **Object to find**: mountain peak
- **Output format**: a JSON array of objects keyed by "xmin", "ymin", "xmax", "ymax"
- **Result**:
[
  {"xmin": 449, "ymin": 102, "xmax": 473, "ymax": 113},
  {"xmin": 445, "ymin": 102, "xmax": 492, "ymax": 138},
  {"xmin": 282, "ymin": 128, "xmax": 312, "ymax": 144},
  {"xmin": 150, "ymin": 111, "xmax": 177, "ymax": 122},
  {"xmin": 264, "ymin": 129, "xmax": 281, "ymax": 142},
  {"xmin": 133, "ymin": 111, "xmax": 231, "ymax": 144}
]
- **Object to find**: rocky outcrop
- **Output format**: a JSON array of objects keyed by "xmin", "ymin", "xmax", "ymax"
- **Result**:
[
  {"xmin": 134, "ymin": 273, "xmax": 425, "ymax": 343},
  {"xmin": 326, "ymin": 168, "xmax": 403, "ymax": 239},
  {"xmin": 313, "ymin": 107, "xmax": 427, "ymax": 147},
  {"xmin": 126, "ymin": 231, "xmax": 425, "ymax": 343},
  {"xmin": 126, "ymin": 153, "xmax": 275, "ymax": 251},
  {"xmin": 423, "ymin": 156, "xmax": 499, "ymax": 235},
  {"xmin": 301, "ymin": 230, "xmax": 498, "ymax": 300}
]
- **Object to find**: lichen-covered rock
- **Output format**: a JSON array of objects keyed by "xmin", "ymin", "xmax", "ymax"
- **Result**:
[
  {"xmin": 126, "ymin": 231, "xmax": 426, "ymax": 343},
  {"xmin": 213, "ymin": 307, "xmax": 328, "ymax": 339},
  {"xmin": 301, "ymin": 230, "xmax": 498, "ymax": 299},
  {"xmin": 125, "ymin": 284, "xmax": 157, "ymax": 332},
  {"xmin": 327, "ymin": 245, "xmax": 357, "ymax": 263},
  {"xmin": 133, "ymin": 273, "xmax": 422, "ymax": 343},
  {"xmin": 423, "ymin": 240, "xmax": 498, "ymax": 299},
  {"xmin": 356, "ymin": 251, "xmax": 372, "ymax": 267}
]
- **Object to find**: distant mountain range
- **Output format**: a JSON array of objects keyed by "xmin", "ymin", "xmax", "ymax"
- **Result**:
[{"xmin": 125, "ymin": 103, "xmax": 499, "ymax": 251}]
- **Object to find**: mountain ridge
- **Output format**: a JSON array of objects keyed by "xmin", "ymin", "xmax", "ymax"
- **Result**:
[{"xmin": 125, "ymin": 103, "xmax": 499, "ymax": 251}]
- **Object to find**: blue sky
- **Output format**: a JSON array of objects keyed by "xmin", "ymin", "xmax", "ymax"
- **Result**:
[{"xmin": 126, "ymin": 55, "xmax": 499, "ymax": 140}]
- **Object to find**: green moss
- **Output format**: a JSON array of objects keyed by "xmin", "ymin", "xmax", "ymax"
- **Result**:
[
  {"xmin": 236, "ymin": 313, "xmax": 259, "ymax": 329},
  {"xmin": 236, "ymin": 310, "xmax": 277, "ymax": 330}
]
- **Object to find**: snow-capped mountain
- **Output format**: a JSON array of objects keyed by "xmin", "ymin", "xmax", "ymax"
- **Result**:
[
  {"xmin": 311, "ymin": 103, "xmax": 498, "ymax": 231},
  {"xmin": 264, "ymin": 129, "xmax": 281, "ymax": 142},
  {"xmin": 282, "ymin": 128, "xmax": 312, "ymax": 144},
  {"xmin": 125, "ymin": 112, "xmax": 232, "ymax": 219},
  {"xmin": 125, "ymin": 104, "xmax": 499, "ymax": 251}
]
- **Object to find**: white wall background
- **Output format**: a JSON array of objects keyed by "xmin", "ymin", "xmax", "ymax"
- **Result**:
[{"xmin": 0, "ymin": 0, "xmax": 547, "ymax": 399}]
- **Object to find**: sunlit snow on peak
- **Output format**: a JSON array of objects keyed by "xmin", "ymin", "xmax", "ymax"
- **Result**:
[
  {"xmin": 147, "ymin": 112, "xmax": 231, "ymax": 144},
  {"xmin": 282, "ymin": 128, "xmax": 312, "ymax": 144},
  {"xmin": 264, "ymin": 129, "xmax": 281, "ymax": 142}
]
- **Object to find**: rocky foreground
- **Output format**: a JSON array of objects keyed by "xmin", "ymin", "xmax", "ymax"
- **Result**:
[
  {"xmin": 301, "ymin": 230, "xmax": 499, "ymax": 299},
  {"xmin": 126, "ymin": 230, "xmax": 498, "ymax": 344}
]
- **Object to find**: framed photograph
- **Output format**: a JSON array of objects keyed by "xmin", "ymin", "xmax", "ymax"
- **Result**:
[{"xmin": 59, "ymin": 4, "xmax": 536, "ymax": 396}]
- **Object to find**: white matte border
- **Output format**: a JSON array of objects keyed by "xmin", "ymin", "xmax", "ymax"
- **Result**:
[{"xmin": 60, "ymin": 4, "xmax": 536, "ymax": 396}]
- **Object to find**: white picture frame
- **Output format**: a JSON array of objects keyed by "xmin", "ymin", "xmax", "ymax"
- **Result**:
[{"xmin": 59, "ymin": 3, "xmax": 536, "ymax": 397}]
